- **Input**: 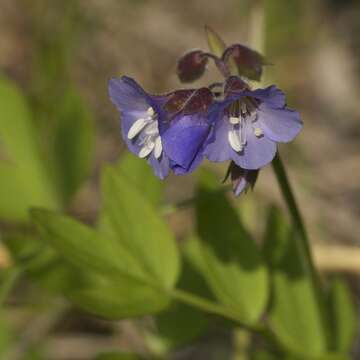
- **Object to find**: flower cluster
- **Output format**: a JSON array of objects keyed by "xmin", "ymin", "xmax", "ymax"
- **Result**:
[{"xmin": 109, "ymin": 30, "xmax": 302, "ymax": 195}]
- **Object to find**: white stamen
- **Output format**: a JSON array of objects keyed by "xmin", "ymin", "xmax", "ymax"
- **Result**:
[
  {"xmin": 144, "ymin": 121, "xmax": 158, "ymax": 136},
  {"xmin": 228, "ymin": 129, "xmax": 243, "ymax": 152},
  {"xmin": 241, "ymin": 102, "xmax": 247, "ymax": 115},
  {"xmin": 147, "ymin": 107, "xmax": 155, "ymax": 117},
  {"xmin": 229, "ymin": 116, "xmax": 240, "ymax": 125},
  {"xmin": 254, "ymin": 127, "xmax": 263, "ymax": 137},
  {"xmin": 138, "ymin": 141, "xmax": 155, "ymax": 158},
  {"xmin": 154, "ymin": 136, "xmax": 163, "ymax": 159},
  {"xmin": 128, "ymin": 118, "xmax": 147, "ymax": 139}
]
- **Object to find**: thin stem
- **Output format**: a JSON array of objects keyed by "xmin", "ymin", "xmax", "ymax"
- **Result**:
[
  {"xmin": 271, "ymin": 153, "xmax": 313, "ymax": 269},
  {"xmin": 271, "ymin": 153, "xmax": 330, "ymax": 342}
]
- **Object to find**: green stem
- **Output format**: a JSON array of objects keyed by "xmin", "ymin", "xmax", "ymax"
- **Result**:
[
  {"xmin": 272, "ymin": 153, "xmax": 329, "ymax": 338},
  {"xmin": 271, "ymin": 153, "xmax": 311, "ymax": 259}
]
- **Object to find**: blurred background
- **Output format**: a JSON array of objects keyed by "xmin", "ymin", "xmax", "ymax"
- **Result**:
[{"xmin": 0, "ymin": 0, "xmax": 359, "ymax": 359}]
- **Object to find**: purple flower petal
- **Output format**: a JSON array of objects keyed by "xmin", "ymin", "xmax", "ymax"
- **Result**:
[
  {"xmin": 160, "ymin": 114, "xmax": 210, "ymax": 170},
  {"xmin": 148, "ymin": 154, "xmax": 170, "ymax": 180},
  {"xmin": 257, "ymin": 103, "xmax": 303, "ymax": 143},
  {"xmin": 244, "ymin": 85, "xmax": 286, "ymax": 109},
  {"xmin": 232, "ymin": 120, "xmax": 277, "ymax": 170},
  {"xmin": 204, "ymin": 116, "xmax": 232, "ymax": 162}
]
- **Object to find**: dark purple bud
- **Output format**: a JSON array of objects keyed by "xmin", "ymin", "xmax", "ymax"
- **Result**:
[
  {"xmin": 176, "ymin": 50, "xmax": 208, "ymax": 83},
  {"xmin": 164, "ymin": 87, "xmax": 213, "ymax": 115},
  {"xmin": 222, "ymin": 44, "xmax": 267, "ymax": 81},
  {"xmin": 223, "ymin": 161, "xmax": 259, "ymax": 196}
]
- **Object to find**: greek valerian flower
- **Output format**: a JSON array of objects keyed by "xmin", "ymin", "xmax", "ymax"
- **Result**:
[{"xmin": 109, "ymin": 76, "xmax": 170, "ymax": 179}]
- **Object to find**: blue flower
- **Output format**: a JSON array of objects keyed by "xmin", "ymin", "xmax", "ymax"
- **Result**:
[
  {"xmin": 109, "ymin": 76, "xmax": 215, "ymax": 178},
  {"xmin": 109, "ymin": 76, "xmax": 171, "ymax": 179},
  {"xmin": 204, "ymin": 76, "xmax": 303, "ymax": 170}
]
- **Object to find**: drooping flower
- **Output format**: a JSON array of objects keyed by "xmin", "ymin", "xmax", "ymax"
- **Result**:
[
  {"xmin": 204, "ymin": 76, "xmax": 303, "ymax": 170},
  {"xmin": 108, "ymin": 76, "xmax": 170, "ymax": 179},
  {"xmin": 109, "ymin": 76, "xmax": 215, "ymax": 178}
]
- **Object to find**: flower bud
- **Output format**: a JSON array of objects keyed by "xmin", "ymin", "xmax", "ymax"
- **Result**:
[
  {"xmin": 176, "ymin": 50, "xmax": 208, "ymax": 83},
  {"xmin": 222, "ymin": 44, "xmax": 266, "ymax": 81}
]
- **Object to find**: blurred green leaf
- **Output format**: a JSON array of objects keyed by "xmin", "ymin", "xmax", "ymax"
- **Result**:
[
  {"xmin": 0, "ymin": 310, "xmax": 12, "ymax": 358},
  {"xmin": 51, "ymin": 88, "xmax": 95, "ymax": 204},
  {"xmin": 264, "ymin": 0, "xmax": 308, "ymax": 58},
  {"xmin": 0, "ymin": 75, "xmax": 58, "ymax": 220},
  {"xmin": 152, "ymin": 301, "xmax": 209, "ymax": 351},
  {"xmin": 327, "ymin": 277, "xmax": 356, "ymax": 353},
  {"xmin": 70, "ymin": 279, "xmax": 170, "ymax": 319},
  {"xmin": 95, "ymin": 352, "xmax": 143, "ymax": 360},
  {"xmin": 31, "ymin": 165, "xmax": 180, "ymax": 318},
  {"xmin": 31, "ymin": 209, "xmax": 170, "ymax": 318},
  {"xmin": 194, "ymin": 170, "xmax": 268, "ymax": 325},
  {"xmin": 3, "ymin": 234, "xmax": 89, "ymax": 295},
  {"xmin": 117, "ymin": 153, "xmax": 162, "ymax": 207},
  {"xmin": 146, "ymin": 237, "xmax": 215, "ymax": 354},
  {"xmin": 0, "ymin": 267, "xmax": 20, "ymax": 306},
  {"xmin": 263, "ymin": 206, "xmax": 327, "ymax": 357},
  {"xmin": 102, "ymin": 166, "xmax": 180, "ymax": 290},
  {"xmin": 31, "ymin": 209, "xmax": 144, "ymax": 279}
]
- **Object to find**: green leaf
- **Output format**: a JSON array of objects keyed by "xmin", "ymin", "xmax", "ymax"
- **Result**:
[
  {"xmin": 117, "ymin": 152, "xmax": 162, "ymax": 207},
  {"xmin": 263, "ymin": 206, "xmax": 327, "ymax": 357},
  {"xmin": 0, "ymin": 75, "xmax": 58, "ymax": 220},
  {"xmin": 51, "ymin": 88, "xmax": 95, "ymax": 204},
  {"xmin": 205, "ymin": 25, "xmax": 227, "ymax": 57},
  {"xmin": 0, "ymin": 267, "xmax": 20, "ymax": 306},
  {"xmin": 70, "ymin": 279, "xmax": 170, "ymax": 319},
  {"xmin": 31, "ymin": 209, "xmax": 171, "ymax": 318},
  {"xmin": 149, "ymin": 244, "xmax": 212, "ymax": 353},
  {"xmin": 95, "ymin": 352, "xmax": 143, "ymax": 360},
  {"xmin": 194, "ymin": 170, "xmax": 268, "ymax": 324},
  {"xmin": 327, "ymin": 277, "xmax": 356, "ymax": 353},
  {"xmin": 102, "ymin": 166, "xmax": 180, "ymax": 290},
  {"xmin": 31, "ymin": 209, "xmax": 144, "ymax": 280},
  {"xmin": 0, "ymin": 310, "xmax": 12, "ymax": 358}
]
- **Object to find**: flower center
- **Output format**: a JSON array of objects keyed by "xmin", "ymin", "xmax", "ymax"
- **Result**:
[
  {"xmin": 227, "ymin": 99, "xmax": 263, "ymax": 152},
  {"xmin": 127, "ymin": 107, "xmax": 163, "ymax": 159}
]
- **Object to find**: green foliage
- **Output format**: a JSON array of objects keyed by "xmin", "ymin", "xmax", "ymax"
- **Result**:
[
  {"xmin": 102, "ymin": 166, "xmax": 180, "ymax": 290},
  {"xmin": 194, "ymin": 170, "xmax": 268, "ymax": 325},
  {"xmin": 263, "ymin": 206, "xmax": 327, "ymax": 357},
  {"xmin": 31, "ymin": 165, "xmax": 180, "ymax": 318},
  {"xmin": 51, "ymin": 88, "xmax": 95, "ymax": 203},
  {"xmin": 0, "ymin": 75, "xmax": 58, "ymax": 220},
  {"xmin": 116, "ymin": 153, "xmax": 163, "ymax": 207},
  {"xmin": 327, "ymin": 277, "xmax": 356, "ymax": 353},
  {"xmin": 95, "ymin": 352, "xmax": 143, "ymax": 360}
]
